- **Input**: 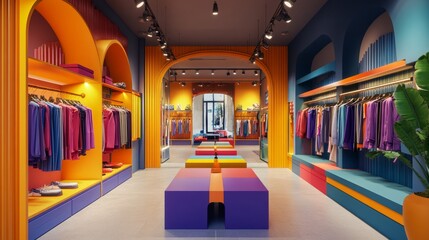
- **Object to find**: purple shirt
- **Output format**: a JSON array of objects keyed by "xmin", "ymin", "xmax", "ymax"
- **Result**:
[
  {"xmin": 306, "ymin": 109, "xmax": 316, "ymax": 139},
  {"xmin": 364, "ymin": 101, "xmax": 378, "ymax": 149},
  {"xmin": 379, "ymin": 97, "xmax": 401, "ymax": 151},
  {"xmin": 343, "ymin": 105, "xmax": 355, "ymax": 150}
]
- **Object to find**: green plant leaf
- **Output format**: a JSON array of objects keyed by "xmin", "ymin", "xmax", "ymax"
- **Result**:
[
  {"xmin": 418, "ymin": 89, "xmax": 429, "ymax": 107},
  {"xmin": 415, "ymin": 52, "xmax": 429, "ymax": 91},
  {"xmin": 393, "ymin": 85, "xmax": 429, "ymax": 130},
  {"xmin": 366, "ymin": 151, "xmax": 384, "ymax": 159},
  {"xmin": 394, "ymin": 119, "xmax": 426, "ymax": 156}
]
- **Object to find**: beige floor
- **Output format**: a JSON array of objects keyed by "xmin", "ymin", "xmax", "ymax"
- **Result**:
[{"xmin": 40, "ymin": 145, "xmax": 386, "ymax": 240}]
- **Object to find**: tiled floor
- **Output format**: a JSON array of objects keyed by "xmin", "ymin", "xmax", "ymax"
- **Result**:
[{"xmin": 39, "ymin": 145, "xmax": 386, "ymax": 240}]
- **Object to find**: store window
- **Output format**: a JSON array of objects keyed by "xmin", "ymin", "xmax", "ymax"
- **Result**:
[{"xmin": 203, "ymin": 94, "xmax": 225, "ymax": 132}]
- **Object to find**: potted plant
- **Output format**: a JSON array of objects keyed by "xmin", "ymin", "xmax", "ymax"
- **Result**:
[{"xmin": 368, "ymin": 52, "xmax": 429, "ymax": 240}]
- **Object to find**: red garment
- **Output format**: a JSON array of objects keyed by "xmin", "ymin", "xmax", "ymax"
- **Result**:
[
  {"xmin": 296, "ymin": 109, "xmax": 308, "ymax": 138},
  {"xmin": 103, "ymin": 108, "xmax": 116, "ymax": 151}
]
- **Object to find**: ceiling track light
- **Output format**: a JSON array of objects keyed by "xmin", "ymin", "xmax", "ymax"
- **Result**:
[
  {"xmin": 254, "ymin": 70, "xmax": 259, "ymax": 76},
  {"xmin": 195, "ymin": 70, "xmax": 199, "ymax": 75},
  {"xmin": 226, "ymin": 71, "xmax": 230, "ymax": 76},
  {"xmin": 250, "ymin": 0, "xmax": 298, "ymax": 64},
  {"xmin": 233, "ymin": 70, "xmax": 237, "ymax": 75},
  {"xmin": 264, "ymin": 25, "xmax": 273, "ymax": 40},
  {"xmin": 242, "ymin": 70, "xmax": 245, "ymax": 75},
  {"xmin": 135, "ymin": 0, "xmax": 145, "ymax": 8},
  {"xmin": 211, "ymin": 70, "xmax": 215, "ymax": 75},
  {"xmin": 284, "ymin": 0, "xmax": 296, "ymax": 8},
  {"xmin": 139, "ymin": 1, "xmax": 175, "ymax": 61},
  {"xmin": 181, "ymin": 70, "xmax": 186, "ymax": 75},
  {"xmin": 212, "ymin": 1, "xmax": 219, "ymax": 15},
  {"xmin": 180, "ymin": 82, "xmax": 186, "ymax": 87},
  {"xmin": 252, "ymin": 81, "xmax": 257, "ymax": 87}
]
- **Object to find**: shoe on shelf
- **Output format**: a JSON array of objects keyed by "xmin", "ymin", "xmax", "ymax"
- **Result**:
[
  {"xmin": 30, "ymin": 187, "xmax": 63, "ymax": 196},
  {"xmin": 52, "ymin": 181, "xmax": 79, "ymax": 189}
]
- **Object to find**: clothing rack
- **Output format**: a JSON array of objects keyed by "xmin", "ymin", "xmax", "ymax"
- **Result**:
[
  {"xmin": 339, "ymin": 77, "xmax": 413, "ymax": 97},
  {"xmin": 303, "ymin": 94, "xmax": 337, "ymax": 105},
  {"xmin": 28, "ymin": 84, "xmax": 85, "ymax": 98},
  {"xmin": 102, "ymin": 98, "xmax": 123, "ymax": 104}
]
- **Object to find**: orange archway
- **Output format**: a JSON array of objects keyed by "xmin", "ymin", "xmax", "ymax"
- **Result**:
[{"xmin": 145, "ymin": 46, "xmax": 289, "ymax": 168}]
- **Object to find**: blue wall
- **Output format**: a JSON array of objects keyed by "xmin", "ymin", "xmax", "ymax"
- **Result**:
[
  {"xmin": 93, "ymin": 0, "xmax": 145, "ymax": 171},
  {"xmin": 289, "ymin": 0, "xmax": 429, "ymax": 102},
  {"xmin": 289, "ymin": 0, "xmax": 429, "ymax": 189}
]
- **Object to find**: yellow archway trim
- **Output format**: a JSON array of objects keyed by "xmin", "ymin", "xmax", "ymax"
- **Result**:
[
  {"xmin": 145, "ymin": 46, "xmax": 289, "ymax": 168},
  {"xmin": 96, "ymin": 40, "xmax": 132, "ymax": 88}
]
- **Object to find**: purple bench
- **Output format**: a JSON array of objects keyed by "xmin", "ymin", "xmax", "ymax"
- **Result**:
[{"xmin": 164, "ymin": 168, "xmax": 269, "ymax": 229}]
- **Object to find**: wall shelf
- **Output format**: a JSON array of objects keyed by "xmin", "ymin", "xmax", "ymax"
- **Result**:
[
  {"xmin": 28, "ymin": 58, "xmax": 94, "ymax": 85},
  {"xmin": 102, "ymin": 82, "xmax": 131, "ymax": 93},
  {"xmin": 299, "ymin": 60, "xmax": 411, "ymax": 98},
  {"xmin": 296, "ymin": 61, "xmax": 336, "ymax": 85}
]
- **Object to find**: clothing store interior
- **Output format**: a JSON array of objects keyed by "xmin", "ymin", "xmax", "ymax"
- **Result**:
[{"xmin": 2, "ymin": 0, "xmax": 429, "ymax": 239}]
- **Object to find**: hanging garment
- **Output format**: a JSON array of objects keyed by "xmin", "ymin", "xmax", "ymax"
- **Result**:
[
  {"xmin": 328, "ymin": 104, "xmax": 338, "ymax": 162},
  {"xmin": 343, "ymin": 104, "xmax": 355, "ymax": 150},
  {"xmin": 379, "ymin": 97, "xmax": 401, "ymax": 151}
]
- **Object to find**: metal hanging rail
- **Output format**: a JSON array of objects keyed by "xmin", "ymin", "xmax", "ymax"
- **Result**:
[
  {"xmin": 102, "ymin": 98, "xmax": 123, "ymax": 104},
  {"xmin": 339, "ymin": 77, "xmax": 413, "ymax": 97},
  {"xmin": 28, "ymin": 84, "xmax": 85, "ymax": 98},
  {"xmin": 303, "ymin": 94, "xmax": 337, "ymax": 105}
]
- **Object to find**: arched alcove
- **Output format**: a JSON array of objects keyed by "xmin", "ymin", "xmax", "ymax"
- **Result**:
[
  {"xmin": 295, "ymin": 34, "xmax": 333, "ymax": 80},
  {"xmin": 342, "ymin": 7, "xmax": 386, "ymax": 78},
  {"xmin": 358, "ymin": 12, "xmax": 396, "ymax": 73},
  {"xmin": 97, "ymin": 40, "xmax": 132, "ymax": 88}
]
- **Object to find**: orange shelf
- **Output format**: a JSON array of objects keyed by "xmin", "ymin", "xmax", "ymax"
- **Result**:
[
  {"xmin": 102, "ymin": 82, "xmax": 131, "ymax": 93},
  {"xmin": 299, "ymin": 60, "xmax": 412, "ymax": 98},
  {"xmin": 28, "ymin": 58, "xmax": 94, "ymax": 85},
  {"xmin": 102, "ymin": 164, "xmax": 132, "ymax": 181},
  {"xmin": 28, "ymin": 179, "xmax": 100, "ymax": 219}
]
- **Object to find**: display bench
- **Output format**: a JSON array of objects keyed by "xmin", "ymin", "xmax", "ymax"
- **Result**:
[
  {"xmin": 101, "ymin": 164, "xmax": 132, "ymax": 195},
  {"xmin": 28, "ymin": 180, "xmax": 101, "ymax": 240},
  {"xmin": 292, "ymin": 155, "xmax": 411, "ymax": 240},
  {"xmin": 165, "ymin": 168, "xmax": 268, "ymax": 229}
]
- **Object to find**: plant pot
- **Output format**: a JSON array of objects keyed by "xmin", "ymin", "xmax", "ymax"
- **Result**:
[{"xmin": 403, "ymin": 193, "xmax": 429, "ymax": 240}]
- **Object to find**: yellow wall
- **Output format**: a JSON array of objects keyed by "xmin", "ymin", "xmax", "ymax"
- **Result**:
[
  {"xmin": 169, "ymin": 82, "xmax": 193, "ymax": 110},
  {"xmin": 235, "ymin": 82, "xmax": 260, "ymax": 110}
]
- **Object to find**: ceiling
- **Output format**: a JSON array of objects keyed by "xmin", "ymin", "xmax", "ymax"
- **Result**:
[{"xmin": 106, "ymin": 0, "xmax": 327, "ymax": 81}]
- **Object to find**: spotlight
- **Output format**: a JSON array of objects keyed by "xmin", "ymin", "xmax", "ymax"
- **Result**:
[
  {"xmin": 143, "ymin": 7, "xmax": 153, "ymax": 22},
  {"xmin": 135, "ymin": 0, "xmax": 145, "ymax": 8},
  {"xmin": 233, "ymin": 70, "xmax": 237, "ymax": 75},
  {"xmin": 169, "ymin": 70, "xmax": 174, "ymax": 76},
  {"xmin": 276, "ymin": 8, "xmax": 292, "ymax": 23},
  {"xmin": 252, "ymin": 81, "xmax": 257, "ymax": 86},
  {"xmin": 212, "ymin": 1, "xmax": 219, "ymax": 15},
  {"xmin": 264, "ymin": 26, "xmax": 273, "ymax": 40},
  {"xmin": 180, "ymin": 82, "xmax": 186, "ymax": 87},
  {"xmin": 181, "ymin": 70, "xmax": 186, "ymax": 75},
  {"xmin": 198, "ymin": 83, "xmax": 204, "ymax": 87},
  {"xmin": 236, "ymin": 82, "xmax": 240, "ymax": 86},
  {"xmin": 160, "ymin": 40, "xmax": 167, "ymax": 49},
  {"xmin": 211, "ymin": 70, "xmax": 215, "ymax": 75},
  {"xmin": 258, "ymin": 51, "xmax": 264, "ymax": 60},
  {"xmin": 254, "ymin": 70, "xmax": 259, "ymax": 76},
  {"xmin": 283, "ymin": 0, "xmax": 295, "ymax": 8},
  {"xmin": 195, "ymin": 70, "xmax": 199, "ymax": 75},
  {"xmin": 226, "ymin": 71, "xmax": 230, "ymax": 76},
  {"xmin": 164, "ymin": 82, "xmax": 168, "ymax": 88},
  {"xmin": 242, "ymin": 70, "xmax": 245, "ymax": 75},
  {"xmin": 249, "ymin": 56, "xmax": 256, "ymax": 64}
]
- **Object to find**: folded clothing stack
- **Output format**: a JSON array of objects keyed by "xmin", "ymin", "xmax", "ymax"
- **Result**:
[
  {"xmin": 113, "ymin": 82, "xmax": 126, "ymax": 89},
  {"xmin": 52, "ymin": 181, "xmax": 79, "ymax": 189},
  {"xmin": 103, "ymin": 162, "xmax": 123, "ymax": 169},
  {"xmin": 102, "ymin": 75, "xmax": 113, "ymax": 85},
  {"xmin": 60, "ymin": 64, "xmax": 94, "ymax": 79},
  {"xmin": 29, "ymin": 185, "xmax": 62, "ymax": 197}
]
